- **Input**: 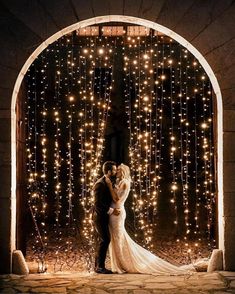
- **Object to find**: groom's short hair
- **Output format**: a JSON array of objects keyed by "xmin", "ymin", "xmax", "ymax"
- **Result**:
[{"xmin": 102, "ymin": 161, "xmax": 116, "ymax": 174}]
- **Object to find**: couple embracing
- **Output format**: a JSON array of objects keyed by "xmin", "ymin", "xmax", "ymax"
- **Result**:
[{"xmin": 93, "ymin": 161, "xmax": 198, "ymax": 275}]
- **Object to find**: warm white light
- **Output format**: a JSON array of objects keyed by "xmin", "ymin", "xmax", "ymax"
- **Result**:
[
  {"xmin": 201, "ymin": 122, "xmax": 208, "ymax": 129},
  {"xmin": 98, "ymin": 48, "xmax": 104, "ymax": 54},
  {"xmin": 172, "ymin": 184, "xmax": 177, "ymax": 191}
]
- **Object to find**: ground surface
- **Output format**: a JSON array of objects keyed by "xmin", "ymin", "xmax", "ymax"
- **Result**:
[
  {"xmin": 1, "ymin": 271, "xmax": 235, "ymax": 294},
  {"xmin": 26, "ymin": 235, "xmax": 213, "ymax": 273}
]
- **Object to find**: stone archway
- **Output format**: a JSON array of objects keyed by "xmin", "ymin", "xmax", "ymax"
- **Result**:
[{"xmin": 11, "ymin": 15, "xmax": 223, "ymax": 272}]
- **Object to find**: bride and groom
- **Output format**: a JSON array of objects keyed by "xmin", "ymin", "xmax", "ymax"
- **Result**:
[{"xmin": 93, "ymin": 161, "xmax": 197, "ymax": 275}]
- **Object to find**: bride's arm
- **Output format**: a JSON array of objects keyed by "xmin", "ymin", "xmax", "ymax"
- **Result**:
[{"xmin": 105, "ymin": 177, "xmax": 127, "ymax": 203}]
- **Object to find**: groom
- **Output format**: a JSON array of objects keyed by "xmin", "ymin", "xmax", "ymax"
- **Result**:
[{"xmin": 93, "ymin": 161, "xmax": 119, "ymax": 274}]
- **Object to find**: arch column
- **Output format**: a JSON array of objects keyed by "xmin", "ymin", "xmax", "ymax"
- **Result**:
[
  {"xmin": 0, "ymin": 108, "xmax": 16, "ymax": 274},
  {"xmin": 223, "ymin": 109, "xmax": 235, "ymax": 269}
]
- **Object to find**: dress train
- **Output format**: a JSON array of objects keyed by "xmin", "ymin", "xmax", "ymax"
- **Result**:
[{"xmin": 108, "ymin": 179, "xmax": 204, "ymax": 275}]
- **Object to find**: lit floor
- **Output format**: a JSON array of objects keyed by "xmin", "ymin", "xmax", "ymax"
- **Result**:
[{"xmin": 0, "ymin": 271, "xmax": 235, "ymax": 293}]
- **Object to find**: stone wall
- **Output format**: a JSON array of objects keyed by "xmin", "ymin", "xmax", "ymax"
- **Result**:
[{"xmin": 0, "ymin": 0, "xmax": 235, "ymax": 273}]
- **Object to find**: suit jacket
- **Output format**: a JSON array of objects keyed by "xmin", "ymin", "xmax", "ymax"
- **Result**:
[{"xmin": 93, "ymin": 176, "xmax": 113, "ymax": 219}]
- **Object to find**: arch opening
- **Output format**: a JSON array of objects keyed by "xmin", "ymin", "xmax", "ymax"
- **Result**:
[{"xmin": 11, "ymin": 15, "xmax": 223, "ymax": 272}]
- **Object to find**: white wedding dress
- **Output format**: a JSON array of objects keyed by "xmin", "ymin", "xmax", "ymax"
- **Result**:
[{"xmin": 108, "ymin": 179, "xmax": 197, "ymax": 275}]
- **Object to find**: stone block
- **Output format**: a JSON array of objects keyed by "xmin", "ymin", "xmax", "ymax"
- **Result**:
[
  {"xmin": 223, "ymin": 162, "xmax": 235, "ymax": 192},
  {"xmin": 123, "ymin": 0, "xmax": 144, "ymax": 17},
  {"xmin": 65, "ymin": 0, "xmax": 93, "ymax": 22},
  {"xmin": 224, "ymin": 193, "xmax": 235, "ymax": 217},
  {"xmin": 106, "ymin": 0, "xmax": 124, "ymax": 15},
  {"xmin": 0, "ymin": 166, "xmax": 11, "ymax": 200},
  {"xmin": 0, "ymin": 36, "xmax": 19, "ymax": 70},
  {"xmin": 12, "ymin": 250, "xmax": 29, "ymax": 275},
  {"xmin": 223, "ymin": 110, "xmax": 235, "ymax": 131},
  {"xmin": 222, "ymin": 88, "xmax": 235, "ymax": 110},
  {"xmin": 0, "ymin": 118, "xmax": 11, "ymax": 142},
  {"xmin": 230, "ymin": 280, "xmax": 235, "ymax": 288},
  {"xmin": 90, "ymin": 0, "xmax": 111, "ymax": 17},
  {"xmin": 206, "ymin": 38, "xmax": 235, "ymax": 74},
  {"xmin": 35, "ymin": 0, "xmax": 78, "ymax": 30},
  {"xmin": 0, "ymin": 140, "xmax": 11, "ymax": 166},
  {"xmin": 207, "ymin": 249, "xmax": 223, "ymax": 272},
  {"xmin": 0, "ymin": 89, "xmax": 13, "ymax": 109},
  {"xmin": 0, "ymin": 197, "xmax": 12, "ymax": 274},
  {"xmin": 174, "ymin": 0, "xmax": 233, "ymax": 49},
  {"xmin": 0, "ymin": 24, "xmax": 39, "ymax": 60},
  {"xmin": 137, "ymin": 0, "xmax": 165, "ymax": 20},
  {"xmin": 224, "ymin": 216, "xmax": 235, "ymax": 270},
  {"xmin": 223, "ymin": 132, "xmax": 235, "ymax": 162},
  {"xmin": 220, "ymin": 271, "xmax": 235, "ymax": 278},
  {"xmin": 217, "ymin": 65, "xmax": 235, "ymax": 93},
  {"xmin": 1, "ymin": 0, "xmax": 58, "ymax": 40},
  {"xmin": 0, "ymin": 109, "xmax": 11, "ymax": 119},
  {"xmin": 192, "ymin": 3, "xmax": 235, "ymax": 55},
  {"xmin": 156, "ymin": 0, "xmax": 195, "ymax": 32},
  {"xmin": 0, "ymin": 15, "xmax": 40, "ymax": 72}
]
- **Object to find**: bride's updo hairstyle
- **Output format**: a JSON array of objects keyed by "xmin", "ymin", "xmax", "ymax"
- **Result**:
[{"xmin": 119, "ymin": 164, "xmax": 131, "ymax": 181}]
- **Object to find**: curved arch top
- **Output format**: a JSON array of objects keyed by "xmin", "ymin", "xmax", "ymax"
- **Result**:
[
  {"xmin": 11, "ymin": 15, "xmax": 224, "ymax": 251},
  {"xmin": 11, "ymin": 15, "xmax": 222, "ymax": 110}
]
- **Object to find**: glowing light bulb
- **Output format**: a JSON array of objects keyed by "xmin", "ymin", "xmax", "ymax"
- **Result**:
[{"xmin": 172, "ymin": 184, "xmax": 177, "ymax": 191}]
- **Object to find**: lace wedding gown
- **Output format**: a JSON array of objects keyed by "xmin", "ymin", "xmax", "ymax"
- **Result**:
[{"xmin": 108, "ymin": 179, "xmax": 196, "ymax": 275}]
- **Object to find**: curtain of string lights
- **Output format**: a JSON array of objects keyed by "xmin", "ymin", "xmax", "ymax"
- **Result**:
[
  {"xmin": 123, "ymin": 31, "xmax": 216, "ymax": 254},
  {"xmin": 25, "ymin": 26, "xmax": 216, "ymax": 272}
]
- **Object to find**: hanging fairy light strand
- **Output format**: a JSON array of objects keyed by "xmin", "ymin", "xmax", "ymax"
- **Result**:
[
  {"xmin": 168, "ymin": 40, "xmax": 179, "ymax": 229},
  {"xmin": 39, "ymin": 52, "xmax": 49, "ymax": 264},
  {"xmin": 26, "ymin": 52, "xmax": 49, "ymax": 272},
  {"xmin": 125, "ymin": 31, "xmax": 166, "ymax": 250},
  {"xmin": 77, "ymin": 34, "xmax": 116, "ymax": 270},
  {"xmin": 53, "ymin": 39, "xmax": 64, "ymax": 271}
]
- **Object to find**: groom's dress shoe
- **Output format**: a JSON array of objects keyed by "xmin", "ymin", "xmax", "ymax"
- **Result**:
[{"xmin": 95, "ymin": 267, "xmax": 113, "ymax": 274}]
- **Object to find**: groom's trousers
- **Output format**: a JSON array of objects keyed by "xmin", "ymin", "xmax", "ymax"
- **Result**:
[{"xmin": 93, "ymin": 213, "xmax": 110, "ymax": 269}]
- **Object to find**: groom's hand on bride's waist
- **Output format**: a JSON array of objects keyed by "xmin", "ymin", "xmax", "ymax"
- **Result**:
[
  {"xmin": 113, "ymin": 208, "xmax": 121, "ymax": 216},
  {"xmin": 107, "ymin": 207, "xmax": 121, "ymax": 216}
]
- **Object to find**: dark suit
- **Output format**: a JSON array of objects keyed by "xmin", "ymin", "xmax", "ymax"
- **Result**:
[{"xmin": 93, "ymin": 176, "xmax": 113, "ymax": 269}]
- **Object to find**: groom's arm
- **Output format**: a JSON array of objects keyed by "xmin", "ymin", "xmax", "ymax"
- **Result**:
[
  {"xmin": 93, "ymin": 182, "xmax": 109, "ymax": 213},
  {"xmin": 93, "ymin": 182, "xmax": 121, "ymax": 216}
]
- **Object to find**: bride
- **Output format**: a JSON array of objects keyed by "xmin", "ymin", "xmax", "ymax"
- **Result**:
[{"xmin": 105, "ymin": 163, "xmax": 201, "ymax": 275}]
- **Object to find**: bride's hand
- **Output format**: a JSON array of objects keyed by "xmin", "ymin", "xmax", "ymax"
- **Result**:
[{"xmin": 105, "ymin": 177, "xmax": 112, "ymax": 188}]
